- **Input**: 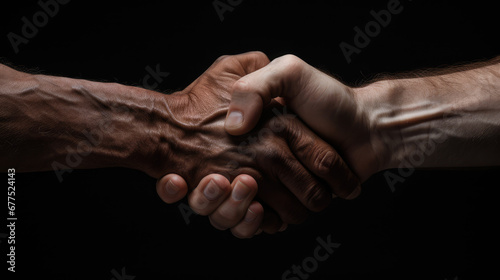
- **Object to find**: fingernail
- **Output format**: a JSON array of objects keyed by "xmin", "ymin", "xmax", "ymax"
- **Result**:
[
  {"xmin": 225, "ymin": 111, "xmax": 243, "ymax": 128},
  {"xmin": 165, "ymin": 180, "xmax": 179, "ymax": 195},
  {"xmin": 203, "ymin": 180, "xmax": 221, "ymax": 201},
  {"xmin": 244, "ymin": 208, "xmax": 257, "ymax": 223},
  {"xmin": 278, "ymin": 223, "xmax": 288, "ymax": 232},
  {"xmin": 346, "ymin": 185, "xmax": 361, "ymax": 200},
  {"xmin": 232, "ymin": 181, "xmax": 251, "ymax": 201}
]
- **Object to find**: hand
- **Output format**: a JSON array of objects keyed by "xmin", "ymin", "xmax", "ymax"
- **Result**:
[
  {"xmin": 150, "ymin": 52, "xmax": 361, "ymax": 236},
  {"xmin": 224, "ymin": 54, "xmax": 381, "ymax": 182},
  {"xmin": 157, "ymin": 173, "xmax": 269, "ymax": 238}
]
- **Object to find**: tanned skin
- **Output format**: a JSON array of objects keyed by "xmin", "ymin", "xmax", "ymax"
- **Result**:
[
  {"xmin": 166, "ymin": 55, "xmax": 500, "ymax": 236},
  {"xmin": 0, "ymin": 52, "xmax": 360, "ymax": 237}
]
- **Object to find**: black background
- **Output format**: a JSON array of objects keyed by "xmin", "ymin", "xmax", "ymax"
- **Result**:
[{"xmin": 1, "ymin": 0, "xmax": 499, "ymax": 279}]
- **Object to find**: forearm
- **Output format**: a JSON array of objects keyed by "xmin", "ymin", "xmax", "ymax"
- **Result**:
[
  {"xmin": 0, "ymin": 64, "xmax": 174, "ymax": 176},
  {"xmin": 356, "ymin": 58, "xmax": 500, "ymax": 171}
]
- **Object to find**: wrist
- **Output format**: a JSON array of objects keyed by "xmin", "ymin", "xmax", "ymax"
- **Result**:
[
  {"xmin": 352, "ymin": 80, "xmax": 397, "ymax": 174},
  {"xmin": 132, "ymin": 90, "xmax": 187, "ymax": 178},
  {"xmin": 355, "ymin": 77, "xmax": 453, "ymax": 171},
  {"xmin": 350, "ymin": 59, "xmax": 500, "ymax": 174},
  {"xmin": 95, "ymin": 84, "xmax": 185, "ymax": 178},
  {"xmin": 35, "ymin": 74, "xmax": 174, "ymax": 175}
]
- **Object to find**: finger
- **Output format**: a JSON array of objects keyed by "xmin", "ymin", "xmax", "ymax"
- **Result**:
[
  {"xmin": 208, "ymin": 174, "xmax": 259, "ymax": 230},
  {"xmin": 208, "ymin": 51, "xmax": 271, "ymax": 79},
  {"xmin": 180, "ymin": 51, "xmax": 270, "ymax": 95},
  {"xmin": 156, "ymin": 174, "xmax": 189, "ymax": 204},
  {"xmin": 278, "ymin": 153, "xmax": 333, "ymax": 212},
  {"xmin": 229, "ymin": 51, "xmax": 271, "ymax": 74},
  {"xmin": 256, "ymin": 136, "xmax": 332, "ymax": 213},
  {"xmin": 225, "ymin": 54, "xmax": 307, "ymax": 135},
  {"xmin": 285, "ymin": 118, "xmax": 362, "ymax": 199},
  {"xmin": 256, "ymin": 177, "xmax": 310, "ymax": 225},
  {"xmin": 260, "ymin": 207, "xmax": 287, "ymax": 234},
  {"xmin": 188, "ymin": 174, "xmax": 232, "ymax": 216},
  {"xmin": 230, "ymin": 201, "xmax": 264, "ymax": 239}
]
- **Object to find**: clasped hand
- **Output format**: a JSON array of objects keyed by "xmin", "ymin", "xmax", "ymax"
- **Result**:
[{"xmin": 154, "ymin": 52, "xmax": 376, "ymax": 238}]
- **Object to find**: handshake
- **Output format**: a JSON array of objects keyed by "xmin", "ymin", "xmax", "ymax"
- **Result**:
[
  {"xmin": 2, "ymin": 52, "xmax": 498, "ymax": 239},
  {"xmin": 155, "ymin": 52, "xmax": 374, "ymax": 237}
]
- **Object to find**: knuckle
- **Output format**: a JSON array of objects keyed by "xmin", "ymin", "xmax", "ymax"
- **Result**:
[
  {"xmin": 303, "ymin": 182, "xmax": 331, "ymax": 212},
  {"xmin": 249, "ymin": 50, "xmax": 267, "ymax": 59},
  {"xmin": 246, "ymin": 51, "xmax": 269, "ymax": 64},
  {"xmin": 260, "ymin": 144, "xmax": 282, "ymax": 164},
  {"xmin": 232, "ymin": 79, "xmax": 252, "ymax": 94},
  {"xmin": 273, "ymin": 154, "xmax": 297, "ymax": 177},
  {"xmin": 232, "ymin": 79, "xmax": 271, "ymax": 106},
  {"xmin": 277, "ymin": 54, "xmax": 301, "ymax": 65},
  {"xmin": 276, "ymin": 54, "xmax": 305, "ymax": 73},
  {"xmin": 214, "ymin": 54, "xmax": 239, "ymax": 68},
  {"xmin": 274, "ymin": 111, "xmax": 300, "ymax": 139},
  {"xmin": 289, "ymin": 128, "xmax": 314, "ymax": 153},
  {"xmin": 215, "ymin": 54, "xmax": 230, "ymax": 63},
  {"xmin": 314, "ymin": 150, "xmax": 339, "ymax": 177}
]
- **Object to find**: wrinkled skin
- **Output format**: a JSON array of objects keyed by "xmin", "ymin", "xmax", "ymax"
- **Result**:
[
  {"xmin": 226, "ymin": 54, "xmax": 380, "ymax": 182},
  {"xmin": 148, "ymin": 52, "xmax": 360, "ymax": 227},
  {"xmin": 0, "ymin": 53, "xmax": 358, "ymax": 236}
]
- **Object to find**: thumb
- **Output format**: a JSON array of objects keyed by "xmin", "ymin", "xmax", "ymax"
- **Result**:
[
  {"xmin": 225, "ymin": 54, "xmax": 307, "ymax": 135},
  {"xmin": 156, "ymin": 174, "xmax": 189, "ymax": 204}
]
